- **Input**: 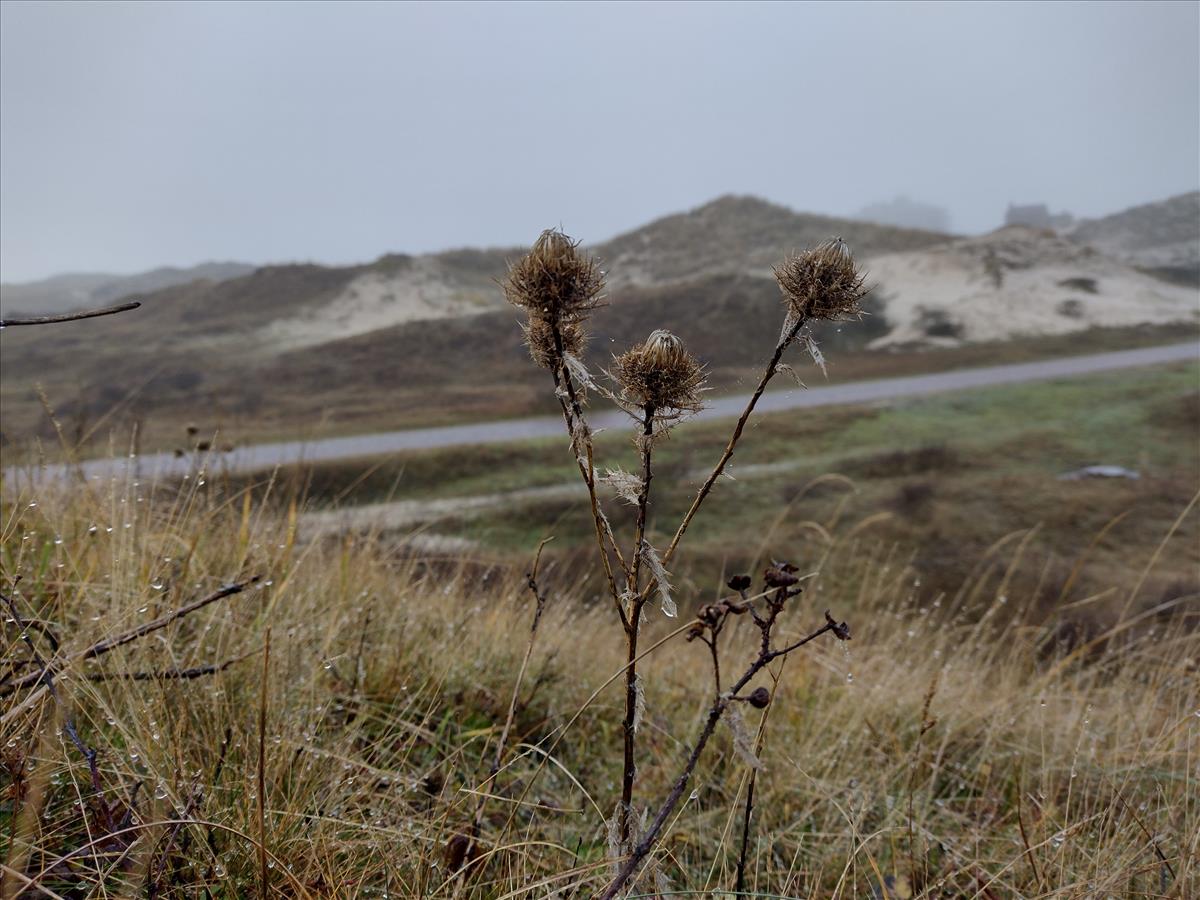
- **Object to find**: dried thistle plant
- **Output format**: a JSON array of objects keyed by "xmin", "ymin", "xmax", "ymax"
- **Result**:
[{"xmin": 501, "ymin": 227, "xmax": 860, "ymax": 896}]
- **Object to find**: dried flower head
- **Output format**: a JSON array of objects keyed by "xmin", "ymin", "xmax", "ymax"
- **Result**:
[
  {"xmin": 506, "ymin": 230, "xmax": 603, "ymax": 368},
  {"xmin": 504, "ymin": 229, "xmax": 605, "ymax": 321},
  {"xmin": 521, "ymin": 316, "xmax": 586, "ymax": 368},
  {"xmin": 613, "ymin": 330, "xmax": 706, "ymax": 414},
  {"xmin": 773, "ymin": 238, "xmax": 867, "ymax": 322}
]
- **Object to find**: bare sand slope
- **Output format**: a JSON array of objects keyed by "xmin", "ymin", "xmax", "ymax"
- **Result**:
[
  {"xmin": 867, "ymin": 226, "xmax": 1198, "ymax": 347},
  {"xmin": 258, "ymin": 255, "xmax": 506, "ymax": 349}
]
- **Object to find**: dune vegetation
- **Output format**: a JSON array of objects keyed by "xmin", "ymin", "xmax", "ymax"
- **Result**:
[
  {"xmin": 3, "ymin": 230, "xmax": 1196, "ymax": 898},
  {"xmin": 1, "ymin": 452, "xmax": 1196, "ymax": 897}
]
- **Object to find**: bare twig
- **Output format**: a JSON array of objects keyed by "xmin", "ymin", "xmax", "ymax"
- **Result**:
[
  {"xmin": 147, "ymin": 784, "xmax": 203, "ymax": 898},
  {"xmin": 1015, "ymin": 769, "xmax": 1045, "ymax": 893},
  {"xmin": 735, "ymin": 669, "xmax": 778, "ymax": 896},
  {"xmin": 0, "ymin": 300, "xmax": 141, "ymax": 328},
  {"xmin": 908, "ymin": 669, "xmax": 940, "ymax": 888},
  {"xmin": 477, "ymin": 542, "xmax": 552, "ymax": 811},
  {"xmin": 1, "ymin": 592, "xmax": 99, "ymax": 783},
  {"xmin": 256, "ymin": 629, "xmax": 271, "ymax": 899},
  {"xmin": 82, "ymin": 653, "xmax": 254, "ymax": 683},
  {"xmin": 0, "ymin": 578, "xmax": 259, "ymax": 697},
  {"xmin": 735, "ymin": 757, "xmax": 759, "ymax": 896}
]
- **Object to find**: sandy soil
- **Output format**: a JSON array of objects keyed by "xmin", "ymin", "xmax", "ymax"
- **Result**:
[
  {"xmin": 867, "ymin": 227, "xmax": 1198, "ymax": 347},
  {"xmin": 259, "ymin": 256, "xmax": 502, "ymax": 349}
]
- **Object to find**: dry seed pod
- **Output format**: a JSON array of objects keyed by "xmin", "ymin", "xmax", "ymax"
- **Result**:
[
  {"xmin": 613, "ymin": 330, "xmax": 706, "ymax": 414},
  {"xmin": 504, "ymin": 229, "xmax": 604, "ymax": 320},
  {"xmin": 763, "ymin": 562, "xmax": 800, "ymax": 589},
  {"xmin": 505, "ymin": 229, "xmax": 603, "ymax": 368},
  {"xmin": 747, "ymin": 687, "xmax": 772, "ymax": 709},
  {"xmin": 773, "ymin": 237, "xmax": 868, "ymax": 322}
]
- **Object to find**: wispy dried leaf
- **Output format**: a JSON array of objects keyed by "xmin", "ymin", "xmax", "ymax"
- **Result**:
[
  {"xmin": 777, "ymin": 363, "xmax": 806, "ymax": 388},
  {"xmin": 639, "ymin": 541, "xmax": 677, "ymax": 617},
  {"xmin": 631, "ymin": 674, "xmax": 646, "ymax": 734},
  {"xmin": 600, "ymin": 467, "xmax": 644, "ymax": 506},
  {"xmin": 724, "ymin": 704, "xmax": 763, "ymax": 771},
  {"xmin": 804, "ymin": 332, "xmax": 827, "ymax": 376}
]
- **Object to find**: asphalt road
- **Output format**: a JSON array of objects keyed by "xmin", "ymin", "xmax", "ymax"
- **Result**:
[{"xmin": 10, "ymin": 341, "xmax": 1198, "ymax": 483}]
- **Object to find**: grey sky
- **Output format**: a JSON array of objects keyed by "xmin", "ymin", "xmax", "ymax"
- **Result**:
[{"xmin": 1, "ymin": 0, "xmax": 1197, "ymax": 282}]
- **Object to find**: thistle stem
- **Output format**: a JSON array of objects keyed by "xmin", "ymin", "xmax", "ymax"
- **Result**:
[
  {"xmin": 548, "ymin": 324, "xmax": 629, "ymax": 630},
  {"xmin": 628, "ymin": 404, "xmax": 655, "ymax": 602},
  {"xmin": 618, "ymin": 403, "xmax": 655, "ymax": 842},
  {"xmin": 662, "ymin": 318, "xmax": 805, "ymax": 566}
]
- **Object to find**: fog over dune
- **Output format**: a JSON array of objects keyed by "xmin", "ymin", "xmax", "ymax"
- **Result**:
[{"xmin": 1, "ymin": 1, "xmax": 1197, "ymax": 281}]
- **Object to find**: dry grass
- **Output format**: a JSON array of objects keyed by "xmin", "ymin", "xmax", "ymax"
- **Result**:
[{"xmin": 2, "ymin": 469, "xmax": 1196, "ymax": 897}]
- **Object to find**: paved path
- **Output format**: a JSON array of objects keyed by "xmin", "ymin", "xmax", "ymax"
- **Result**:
[{"xmin": 9, "ymin": 342, "xmax": 1197, "ymax": 483}]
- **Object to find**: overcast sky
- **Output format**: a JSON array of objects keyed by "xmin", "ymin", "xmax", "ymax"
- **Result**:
[{"xmin": 1, "ymin": 0, "xmax": 1197, "ymax": 282}]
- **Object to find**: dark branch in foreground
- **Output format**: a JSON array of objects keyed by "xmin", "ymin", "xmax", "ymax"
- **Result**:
[
  {"xmin": 82, "ymin": 654, "xmax": 254, "ymax": 683},
  {"xmin": 1, "ymin": 577, "xmax": 259, "ymax": 696},
  {"xmin": 2, "ymin": 591, "xmax": 104, "ymax": 796},
  {"xmin": 0, "ymin": 300, "xmax": 141, "ymax": 328}
]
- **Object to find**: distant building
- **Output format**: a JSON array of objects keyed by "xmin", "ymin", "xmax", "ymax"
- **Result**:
[{"xmin": 1005, "ymin": 203, "xmax": 1074, "ymax": 230}]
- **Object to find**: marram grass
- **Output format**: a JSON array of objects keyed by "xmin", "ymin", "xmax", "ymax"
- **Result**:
[{"xmin": 2, "ymin": 471, "xmax": 1195, "ymax": 897}]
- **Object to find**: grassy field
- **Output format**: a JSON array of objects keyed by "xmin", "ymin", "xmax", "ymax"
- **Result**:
[
  {"xmin": 272, "ymin": 360, "xmax": 1199, "ymax": 619},
  {"xmin": 1, "ymin": 457, "xmax": 1197, "ymax": 896}
]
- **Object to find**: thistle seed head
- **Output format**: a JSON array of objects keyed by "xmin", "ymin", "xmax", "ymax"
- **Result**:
[
  {"xmin": 773, "ymin": 238, "xmax": 867, "ymax": 322},
  {"xmin": 614, "ymin": 330, "xmax": 706, "ymax": 414},
  {"xmin": 504, "ymin": 229, "xmax": 605, "ymax": 321}
]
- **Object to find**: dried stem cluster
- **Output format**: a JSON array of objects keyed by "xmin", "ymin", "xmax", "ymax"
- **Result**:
[{"xmin": 503, "ymin": 227, "xmax": 867, "ymax": 894}]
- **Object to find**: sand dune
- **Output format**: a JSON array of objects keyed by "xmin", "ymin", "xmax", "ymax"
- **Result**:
[{"xmin": 867, "ymin": 226, "xmax": 1198, "ymax": 347}]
